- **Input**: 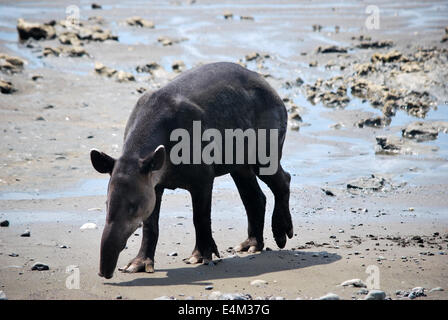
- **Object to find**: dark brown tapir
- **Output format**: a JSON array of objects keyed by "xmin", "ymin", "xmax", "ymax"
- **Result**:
[{"xmin": 90, "ymin": 62, "xmax": 293, "ymax": 279}]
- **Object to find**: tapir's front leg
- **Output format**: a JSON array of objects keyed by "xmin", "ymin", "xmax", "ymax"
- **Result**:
[
  {"xmin": 120, "ymin": 187, "xmax": 164, "ymax": 273},
  {"xmin": 185, "ymin": 180, "xmax": 220, "ymax": 264}
]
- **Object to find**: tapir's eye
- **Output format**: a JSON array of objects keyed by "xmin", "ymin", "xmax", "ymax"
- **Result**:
[{"xmin": 128, "ymin": 203, "xmax": 138, "ymax": 214}]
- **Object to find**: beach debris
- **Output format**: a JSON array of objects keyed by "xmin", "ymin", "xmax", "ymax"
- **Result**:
[
  {"xmin": 347, "ymin": 175, "xmax": 386, "ymax": 191},
  {"xmin": 17, "ymin": 18, "xmax": 56, "ymax": 40},
  {"xmin": 376, "ymin": 135, "xmax": 437, "ymax": 155}
]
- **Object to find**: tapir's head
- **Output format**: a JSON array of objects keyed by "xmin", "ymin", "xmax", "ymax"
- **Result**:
[{"xmin": 90, "ymin": 145, "xmax": 165, "ymax": 279}]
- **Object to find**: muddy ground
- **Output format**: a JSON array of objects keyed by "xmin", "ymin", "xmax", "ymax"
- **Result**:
[{"xmin": 0, "ymin": 0, "xmax": 447, "ymax": 300}]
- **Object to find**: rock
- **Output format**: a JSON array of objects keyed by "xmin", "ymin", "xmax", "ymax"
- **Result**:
[
  {"xmin": 250, "ymin": 279, "xmax": 268, "ymax": 287},
  {"xmin": 356, "ymin": 116, "xmax": 391, "ymax": 128},
  {"xmin": 340, "ymin": 279, "xmax": 367, "ymax": 288},
  {"xmin": 21, "ymin": 230, "xmax": 31, "ymax": 237},
  {"xmin": 64, "ymin": 46, "xmax": 88, "ymax": 57},
  {"xmin": 245, "ymin": 52, "xmax": 260, "ymax": 61},
  {"xmin": 0, "ymin": 220, "xmax": 9, "ymax": 227},
  {"xmin": 408, "ymin": 287, "xmax": 426, "ymax": 299},
  {"xmin": 204, "ymin": 285, "xmax": 214, "ymax": 290},
  {"xmin": 318, "ymin": 293, "xmax": 340, "ymax": 300},
  {"xmin": 0, "ymin": 53, "xmax": 25, "ymax": 74},
  {"xmin": 80, "ymin": 222, "xmax": 97, "ymax": 230},
  {"xmin": 371, "ymin": 50, "xmax": 405, "ymax": 63},
  {"xmin": 58, "ymin": 32, "xmax": 82, "ymax": 46},
  {"xmin": 223, "ymin": 11, "xmax": 233, "ymax": 19},
  {"xmin": 31, "ymin": 262, "xmax": 49, "ymax": 271},
  {"xmin": 0, "ymin": 79, "xmax": 16, "ymax": 94},
  {"xmin": 9, "ymin": 253, "xmax": 19, "ymax": 257},
  {"xmin": 402, "ymin": 121, "xmax": 448, "ymax": 142},
  {"xmin": 240, "ymin": 16, "xmax": 254, "ymax": 21},
  {"xmin": 312, "ymin": 24, "xmax": 322, "ymax": 32},
  {"xmin": 376, "ymin": 135, "xmax": 436, "ymax": 155},
  {"xmin": 356, "ymin": 40, "xmax": 393, "ymax": 49},
  {"xmin": 17, "ymin": 18, "xmax": 56, "ymax": 40},
  {"xmin": 429, "ymin": 287, "xmax": 444, "ymax": 293},
  {"xmin": 91, "ymin": 3, "xmax": 102, "ymax": 9},
  {"xmin": 400, "ymin": 62, "xmax": 422, "ymax": 73},
  {"xmin": 356, "ymin": 288, "xmax": 369, "ymax": 295},
  {"xmin": 125, "ymin": 16, "xmax": 155, "ymax": 28},
  {"xmin": 309, "ymin": 60, "xmax": 317, "ymax": 67},
  {"xmin": 321, "ymin": 188, "xmax": 335, "ymax": 196},
  {"xmin": 136, "ymin": 62, "xmax": 162, "ymax": 74},
  {"xmin": 364, "ymin": 290, "xmax": 386, "ymax": 300},
  {"xmin": 168, "ymin": 252, "xmax": 178, "ymax": 256},
  {"xmin": 94, "ymin": 62, "xmax": 117, "ymax": 77},
  {"xmin": 115, "ymin": 70, "xmax": 135, "ymax": 82},
  {"xmin": 347, "ymin": 175, "xmax": 386, "ymax": 191},
  {"xmin": 172, "ymin": 60, "xmax": 185, "ymax": 73},
  {"xmin": 43, "ymin": 47, "xmax": 62, "ymax": 57},
  {"xmin": 317, "ymin": 45, "xmax": 347, "ymax": 54},
  {"xmin": 0, "ymin": 291, "xmax": 7, "ymax": 300},
  {"xmin": 158, "ymin": 36, "xmax": 173, "ymax": 46},
  {"xmin": 354, "ymin": 63, "xmax": 376, "ymax": 76}
]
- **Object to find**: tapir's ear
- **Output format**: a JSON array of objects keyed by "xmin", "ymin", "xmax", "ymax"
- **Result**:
[
  {"xmin": 139, "ymin": 145, "xmax": 165, "ymax": 174},
  {"xmin": 90, "ymin": 149, "xmax": 116, "ymax": 174}
]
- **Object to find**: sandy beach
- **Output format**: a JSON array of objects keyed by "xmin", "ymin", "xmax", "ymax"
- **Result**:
[{"xmin": 0, "ymin": 0, "xmax": 447, "ymax": 300}]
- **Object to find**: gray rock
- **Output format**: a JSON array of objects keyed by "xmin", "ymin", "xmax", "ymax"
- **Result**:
[
  {"xmin": 318, "ymin": 293, "xmax": 340, "ymax": 300},
  {"xmin": 364, "ymin": 290, "xmax": 386, "ymax": 300},
  {"xmin": 408, "ymin": 287, "xmax": 426, "ymax": 299},
  {"xmin": 31, "ymin": 262, "xmax": 49, "ymax": 271},
  {"xmin": 340, "ymin": 279, "xmax": 367, "ymax": 288},
  {"xmin": 429, "ymin": 287, "xmax": 444, "ymax": 293}
]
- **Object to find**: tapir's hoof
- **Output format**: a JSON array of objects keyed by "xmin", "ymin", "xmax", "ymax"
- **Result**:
[
  {"xmin": 235, "ymin": 238, "xmax": 264, "ymax": 253},
  {"xmin": 119, "ymin": 257, "xmax": 154, "ymax": 273},
  {"xmin": 183, "ymin": 254, "xmax": 202, "ymax": 264}
]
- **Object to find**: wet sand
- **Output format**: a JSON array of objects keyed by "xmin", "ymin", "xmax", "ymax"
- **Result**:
[{"xmin": 0, "ymin": 0, "xmax": 447, "ymax": 300}]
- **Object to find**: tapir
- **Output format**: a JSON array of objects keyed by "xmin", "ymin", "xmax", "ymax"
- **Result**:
[{"xmin": 90, "ymin": 62, "xmax": 293, "ymax": 279}]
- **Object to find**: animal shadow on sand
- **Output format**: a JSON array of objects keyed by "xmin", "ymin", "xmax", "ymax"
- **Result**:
[{"xmin": 106, "ymin": 250, "xmax": 341, "ymax": 287}]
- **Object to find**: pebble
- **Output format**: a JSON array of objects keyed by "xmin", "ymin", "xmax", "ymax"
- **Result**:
[
  {"xmin": 364, "ymin": 290, "xmax": 386, "ymax": 300},
  {"xmin": 80, "ymin": 223, "xmax": 97, "ymax": 230},
  {"xmin": 318, "ymin": 293, "xmax": 340, "ymax": 300},
  {"xmin": 204, "ymin": 285, "xmax": 214, "ymax": 290},
  {"xmin": 8, "ymin": 253, "xmax": 19, "ymax": 257},
  {"xmin": 250, "ymin": 279, "xmax": 268, "ymax": 287},
  {"xmin": 31, "ymin": 262, "xmax": 49, "ymax": 271},
  {"xmin": 168, "ymin": 252, "xmax": 178, "ymax": 256},
  {"xmin": 0, "ymin": 220, "xmax": 9, "ymax": 227},
  {"xmin": 21, "ymin": 230, "xmax": 30, "ymax": 237}
]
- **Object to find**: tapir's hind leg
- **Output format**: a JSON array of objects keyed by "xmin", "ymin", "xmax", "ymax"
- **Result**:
[
  {"xmin": 256, "ymin": 164, "xmax": 293, "ymax": 249},
  {"xmin": 120, "ymin": 187, "xmax": 164, "ymax": 273},
  {"xmin": 231, "ymin": 168, "xmax": 266, "ymax": 253},
  {"xmin": 184, "ymin": 180, "xmax": 220, "ymax": 264}
]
